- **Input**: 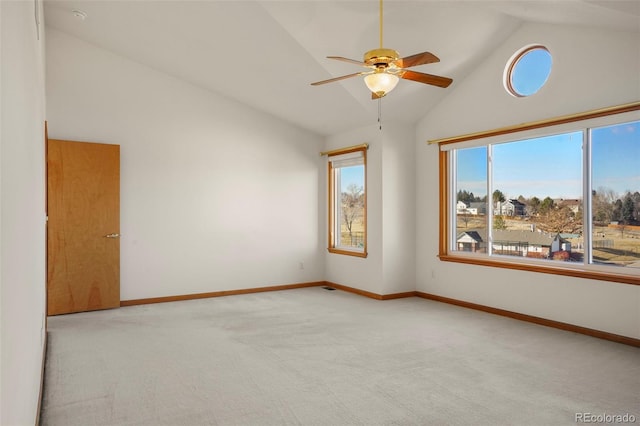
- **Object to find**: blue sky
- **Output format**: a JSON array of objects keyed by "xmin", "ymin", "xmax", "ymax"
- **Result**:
[
  {"xmin": 511, "ymin": 48, "xmax": 552, "ymax": 96},
  {"xmin": 340, "ymin": 165, "xmax": 364, "ymax": 191},
  {"xmin": 591, "ymin": 121, "xmax": 640, "ymax": 195},
  {"xmin": 457, "ymin": 121, "xmax": 639, "ymax": 200}
]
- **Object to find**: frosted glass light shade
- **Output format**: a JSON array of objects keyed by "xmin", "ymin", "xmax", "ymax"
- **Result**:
[{"xmin": 364, "ymin": 72, "xmax": 399, "ymax": 96}]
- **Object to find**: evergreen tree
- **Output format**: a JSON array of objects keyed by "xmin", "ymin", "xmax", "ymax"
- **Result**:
[
  {"xmin": 621, "ymin": 194, "xmax": 635, "ymax": 224},
  {"xmin": 493, "ymin": 189, "xmax": 505, "ymax": 204}
]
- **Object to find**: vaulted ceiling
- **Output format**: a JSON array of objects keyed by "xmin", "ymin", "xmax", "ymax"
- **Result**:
[{"xmin": 44, "ymin": 0, "xmax": 640, "ymax": 136}]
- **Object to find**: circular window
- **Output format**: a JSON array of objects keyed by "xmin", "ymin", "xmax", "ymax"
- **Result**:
[{"xmin": 504, "ymin": 45, "xmax": 552, "ymax": 97}]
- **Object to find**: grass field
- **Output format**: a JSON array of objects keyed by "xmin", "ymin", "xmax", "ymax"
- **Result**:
[
  {"xmin": 590, "ymin": 225, "xmax": 640, "ymax": 265},
  {"xmin": 339, "ymin": 220, "xmax": 365, "ymax": 247}
]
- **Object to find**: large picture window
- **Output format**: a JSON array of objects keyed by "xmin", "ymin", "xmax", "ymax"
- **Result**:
[
  {"xmin": 438, "ymin": 104, "xmax": 639, "ymax": 285},
  {"xmin": 327, "ymin": 145, "xmax": 367, "ymax": 257}
]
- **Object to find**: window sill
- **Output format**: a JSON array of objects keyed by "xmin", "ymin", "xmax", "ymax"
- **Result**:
[
  {"xmin": 439, "ymin": 252, "xmax": 640, "ymax": 286},
  {"xmin": 328, "ymin": 248, "xmax": 368, "ymax": 258}
]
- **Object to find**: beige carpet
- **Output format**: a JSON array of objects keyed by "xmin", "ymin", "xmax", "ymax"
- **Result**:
[{"xmin": 40, "ymin": 287, "xmax": 640, "ymax": 425}]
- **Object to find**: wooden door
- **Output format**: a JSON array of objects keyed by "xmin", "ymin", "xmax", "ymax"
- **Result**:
[{"xmin": 47, "ymin": 139, "xmax": 120, "ymax": 315}]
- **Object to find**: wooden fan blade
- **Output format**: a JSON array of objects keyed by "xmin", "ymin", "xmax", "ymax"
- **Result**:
[
  {"xmin": 401, "ymin": 70, "xmax": 453, "ymax": 88},
  {"xmin": 327, "ymin": 56, "xmax": 367, "ymax": 67},
  {"xmin": 394, "ymin": 51, "xmax": 440, "ymax": 68},
  {"xmin": 311, "ymin": 72, "xmax": 364, "ymax": 86}
]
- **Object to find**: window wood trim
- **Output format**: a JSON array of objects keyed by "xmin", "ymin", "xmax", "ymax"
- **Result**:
[
  {"xmin": 327, "ymin": 248, "xmax": 368, "ymax": 258},
  {"xmin": 429, "ymin": 101, "xmax": 640, "ymax": 146},
  {"xmin": 436, "ymin": 104, "xmax": 640, "ymax": 286},
  {"xmin": 327, "ymin": 145, "xmax": 368, "ymax": 258}
]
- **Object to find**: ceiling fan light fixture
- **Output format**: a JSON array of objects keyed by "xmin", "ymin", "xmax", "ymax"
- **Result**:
[
  {"xmin": 310, "ymin": 0, "xmax": 453, "ymax": 98},
  {"xmin": 364, "ymin": 72, "xmax": 399, "ymax": 97}
]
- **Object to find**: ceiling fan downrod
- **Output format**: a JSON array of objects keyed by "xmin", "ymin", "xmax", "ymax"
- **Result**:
[
  {"xmin": 364, "ymin": 0, "xmax": 400, "ymax": 67},
  {"xmin": 379, "ymin": 0, "xmax": 384, "ymax": 49}
]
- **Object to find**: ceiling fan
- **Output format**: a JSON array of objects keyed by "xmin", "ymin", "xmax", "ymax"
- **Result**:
[{"xmin": 311, "ymin": 0, "xmax": 453, "ymax": 99}]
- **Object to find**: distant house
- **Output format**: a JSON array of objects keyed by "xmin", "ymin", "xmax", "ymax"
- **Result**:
[
  {"xmin": 470, "ymin": 202, "xmax": 487, "ymax": 215},
  {"xmin": 494, "ymin": 199, "xmax": 526, "ymax": 217},
  {"xmin": 555, "ymin": 199, "xmax": 581, "ymax": 215},
  {"xmin": 457, "ymin": 231, "xmax": 485, "ymax": 252},
  {"xmin": 456, "ymin": 229, "xmax": 570, "ymax": 258},
  {"xmin": 456, "ymin": 201, "xmax": 478, "ymax": 215}
]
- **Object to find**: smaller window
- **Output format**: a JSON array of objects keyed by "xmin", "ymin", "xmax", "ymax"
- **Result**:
[
  {"xmin": 327, "ymin": 146, "xmax": 367, "ymax": 257},
  {"xmin": 504, "ymin": 45, "xmax": 552, "ymax": 97}
]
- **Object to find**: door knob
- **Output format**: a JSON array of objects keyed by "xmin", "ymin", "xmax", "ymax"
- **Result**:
[{"xmin": 104, "ymin": 233, "xmax": 120, "ymax": 238}]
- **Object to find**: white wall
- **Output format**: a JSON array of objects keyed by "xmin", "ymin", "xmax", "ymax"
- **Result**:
[
  {"xmin": 380, "ymin": 123, "xmax": 416, "ymax": 295},
  {"xmin": 0, "ymin": 1, "xmax": 48, "ymax": 424},
  {"xmin": 417, "ymin": 23, "xmax": 640, "ymax": 338},
  {"xmin": 324, "ymin": 121, "xmax": 416, "ymax": 296},
  {"xmin": 46, "ymin": 29, "xmax": 325, "ymax": 301}
]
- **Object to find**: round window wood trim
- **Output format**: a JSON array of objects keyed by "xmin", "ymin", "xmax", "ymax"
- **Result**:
[{"xmin": 504, "ymin": 44, "xmax": 552, "ymax": 98}]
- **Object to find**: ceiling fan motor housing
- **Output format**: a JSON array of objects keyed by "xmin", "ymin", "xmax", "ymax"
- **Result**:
[{"xmin": 364, "ymin": 48, "xmax": 400, "ymax": 67}]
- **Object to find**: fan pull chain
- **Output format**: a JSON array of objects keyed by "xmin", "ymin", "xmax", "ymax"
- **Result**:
[{"xmin": 378, "ymin": 97, "xmax": 382, "ymax": 130}]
